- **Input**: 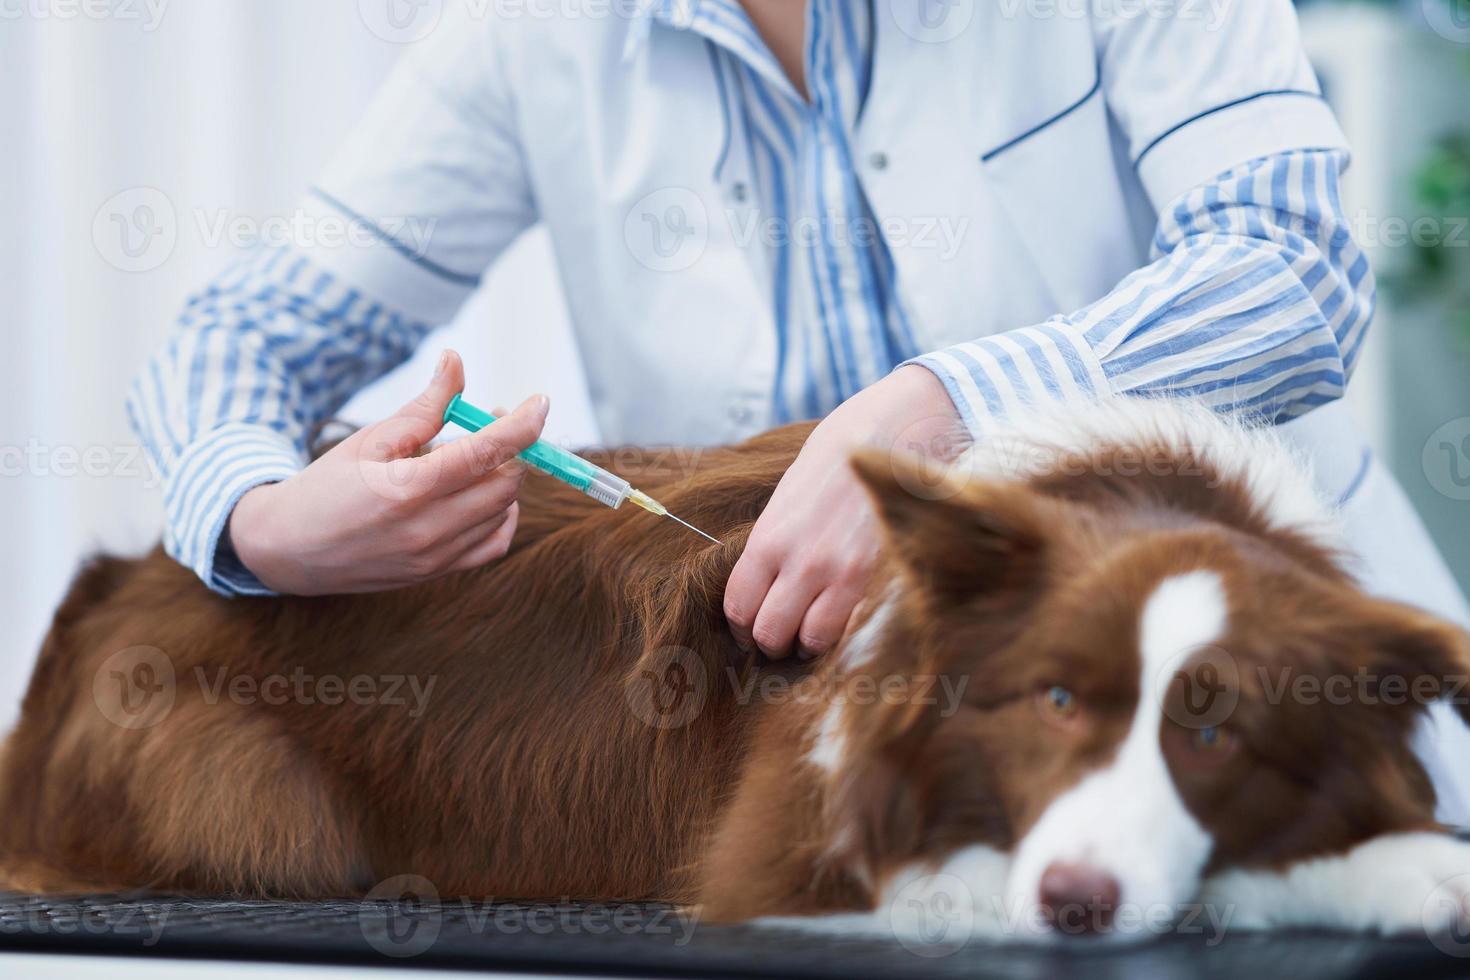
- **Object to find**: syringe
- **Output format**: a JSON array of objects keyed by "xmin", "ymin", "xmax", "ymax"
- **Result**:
[{"xmin": 443, "ymin": 394, "xmax": 720, "ymax": 545}]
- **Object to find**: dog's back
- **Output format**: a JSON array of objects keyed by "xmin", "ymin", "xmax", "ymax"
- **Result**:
[{"xmin": 0, "ymin": 423, "xmax": 811, "ymax": 899}]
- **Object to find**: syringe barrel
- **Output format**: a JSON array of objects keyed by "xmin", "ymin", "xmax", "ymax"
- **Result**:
[
  {"xmin": 443, "ymin": 394, "xmax": 630, "ymax": 509},
  {"xmin": 582, "ymin": 468, "xmax": 632, "ymax": 509}
]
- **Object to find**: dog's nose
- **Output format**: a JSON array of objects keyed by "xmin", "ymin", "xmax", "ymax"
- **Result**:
[{"xmin": 1038, "ymin": 862, "xmax": 1121, "ymax": 934}]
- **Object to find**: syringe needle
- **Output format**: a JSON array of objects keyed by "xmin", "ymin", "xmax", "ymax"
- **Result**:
[
  {"xmin": 607, "ymin": 487, "xmax": 718, "ymax": 544},
  {"xmin": 665, "ymin": 511, "xmax": 720, "ymax": 545}
]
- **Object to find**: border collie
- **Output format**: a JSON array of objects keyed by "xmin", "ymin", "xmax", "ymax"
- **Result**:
[{"xmin": 2, "ymin": 398, "xmax": 1467, "ymax": 944}]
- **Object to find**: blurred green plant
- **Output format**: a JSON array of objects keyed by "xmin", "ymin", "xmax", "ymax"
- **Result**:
[
  {"xmin": 1387, "ymin": 132, "xmax": 1470, "ymax": 345},
  {"xmin": 1300, "ymin": 0, "xmax": 1470, "ymax": 344}
]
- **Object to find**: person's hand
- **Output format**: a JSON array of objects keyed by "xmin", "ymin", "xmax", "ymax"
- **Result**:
[
  {"xmin": 228, "ymin": 350, "xmax": 547, "ymax": 595},
  {"xmin": 723, "ymin": 365, "xmax": 962, "ymax": 659}
]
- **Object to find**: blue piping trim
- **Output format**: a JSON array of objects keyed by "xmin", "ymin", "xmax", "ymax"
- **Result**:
[
  {"xmin": 1133, "ymin": 89, "xmax": 1326, "ymax": 167},
  {"xmin": 857, "ymin": 0, "xmax": 875, "ymax": 117},
  {"xmin": 307, "ymin": 187, "xmax": 481, "ymax": 290},
  {"xmin": 980, "ymin": 71, "xmax": 1102, "ymax": 163},
  {"xmin": 1336, "ymin": 448, "xmax": 1373, "ymax": 508},
  {"xmin": 705, "ymin": 39, "xmax": 735, "ymax": 182}
]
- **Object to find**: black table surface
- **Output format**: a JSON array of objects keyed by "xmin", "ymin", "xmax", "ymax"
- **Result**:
[{"xmin": 3, "ymin": 893, "xmax": 1470, "ymax": 978}]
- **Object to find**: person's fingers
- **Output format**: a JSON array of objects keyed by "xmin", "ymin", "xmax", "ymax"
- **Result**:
[
  {"xmin": 724, "ymin": 548, "xmax": 778, "ymax": 652},
  {"xmin": 371, "ymin": 350, "xmax": 466, "ymax": 458},
  {"xmin": 430, "ymin": 460, "xmax": 527, "ymax": 541},
  {"xmin": 750, "ymin": 573, "xmax": 822, "ymax": 661},
  {"xmin": 429, "ymin": 394, "xmax": 548, "ymax": 493},
  {"xmin": 397, "ymin": 498, "xmax": 514, "ymax": 580},
  {"xmin": 796, "ymin": 583, "xmax": 864, "ymax": 660},
  {"xmin": 449, "ymin": 503, "xmax": 521, "ymax": 572},
  {"xmin": 434, "ymin": 505, "xmax": 512, "ymax": 565}
]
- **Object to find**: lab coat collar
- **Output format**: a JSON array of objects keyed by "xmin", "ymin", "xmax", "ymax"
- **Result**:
[{"xmin": 621, "ymin": 0, "xmax": 700, "ymax": 65}]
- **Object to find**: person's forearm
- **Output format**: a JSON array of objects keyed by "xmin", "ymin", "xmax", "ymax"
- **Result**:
[
  {"xmin": 127, "ymin": 245, "xmax": 435, "ymax": 596},
  {"xmin": 910, "ymin": 150, "xmax": 1374, "ymax": 433}
]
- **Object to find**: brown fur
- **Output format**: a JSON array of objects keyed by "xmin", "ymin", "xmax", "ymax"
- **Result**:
[{"xmin": 1, "ymin": 420, "xmax": 1467, "ymax": 922}]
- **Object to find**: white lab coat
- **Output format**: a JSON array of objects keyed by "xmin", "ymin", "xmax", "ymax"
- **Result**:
[
  {"xmin": 309, "ymin": 0, "xmax": 1354, "ymax": 445},
  {"xmin": 299, "ymin": 0, "xmax": 1470, "ymax": 821}
]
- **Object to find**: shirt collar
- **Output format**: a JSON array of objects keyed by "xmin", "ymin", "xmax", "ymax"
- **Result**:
[{"xmin": 622, "ymin": 0, "xmax": 799, "ymax": 105}]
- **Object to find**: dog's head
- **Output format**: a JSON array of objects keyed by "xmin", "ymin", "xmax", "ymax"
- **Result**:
[{"xmin": 812, "ymin": 438, "xmax": 1470, "ymax": 940}]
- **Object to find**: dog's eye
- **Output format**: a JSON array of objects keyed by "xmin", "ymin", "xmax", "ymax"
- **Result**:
[
  {"xmin": 1041, "ymin": 685, "xmax": 1079, "ymax": 719},
  {"xmin": 1192, "ymin": 726, "xmax": 1234, "ymax": 753},
  {"xmin": 1163, "ymin": 721, "xmax": 1240, "ymax": 771}
]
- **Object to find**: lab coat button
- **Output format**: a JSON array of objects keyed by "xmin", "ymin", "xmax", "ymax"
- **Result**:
[
  {"xmin": 868, "ymin": 151, "xmax": 889, "ymax": 171},
  {"xmin": 728, "ymin": 403, "xmax": 753, "ymax": 425},
  {"xmin": 730, "ymin": 182, "xmax": 749, "ymax": 203}
]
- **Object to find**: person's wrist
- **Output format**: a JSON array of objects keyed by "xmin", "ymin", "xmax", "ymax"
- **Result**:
[
  {"xmin": 228, "ymin": 482, "xmax": 290, "ymax": 591},
  {"xmin": 872, "ymin": 364, "xmax": 966, "ymax": 463},
  {"xmin": 890, "ymin": 363, "xmax": 956, "ymax": 420}
]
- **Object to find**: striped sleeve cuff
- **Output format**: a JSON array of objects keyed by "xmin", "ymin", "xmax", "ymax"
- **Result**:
[
  {"xmin": 905, "ymin": 321, "xmax": 1110, "ymax": 436},
  {"xmin": 161, "ymin": 423, "xmax": 305, "ymax": 597}
]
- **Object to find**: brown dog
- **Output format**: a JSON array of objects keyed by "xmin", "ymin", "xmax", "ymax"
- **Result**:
[{"xmin": 3, "ymin": 399, "xmax": 1469, "ymax": 943}]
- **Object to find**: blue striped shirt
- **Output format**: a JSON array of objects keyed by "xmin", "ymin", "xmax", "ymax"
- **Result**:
[
  {"xmin": 692, "ymin": 0, "xmax": 921, "ymax": 419},
  {"xmin": 128, "ymin": 0, "xmax": 1374, "ymax": 596}
]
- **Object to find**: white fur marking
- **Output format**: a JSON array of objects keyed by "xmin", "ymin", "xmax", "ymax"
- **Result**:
[
  {"xmin": 956, "ymin": 397, "xmax": 1340, "ymax": 550},
  {"xmin": 840, "ymin": 588, "xmax": 897, "ymax": 669},
  {"xmin": 806, "ymin": 590, "xmax": 899, "ymax": 775},
  {"xmin": 1203, "ymin": 832, "xmax": 1470, "ymax": 935},
  {"xmin": 757, "ymin": 846, "xmax": 1025, "ymax": 944},
  {"xmin": 808, "ymin": 702, "xmax": 846, "ymax": 774},
  {"xmin": 1004, "ymin": 571, "xmax": 1226, "ymax": 936}
]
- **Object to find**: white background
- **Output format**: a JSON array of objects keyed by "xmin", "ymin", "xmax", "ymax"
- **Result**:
[{"xmin": 2, "ymin": 0, "xmax": 1469, "ymax": 731}]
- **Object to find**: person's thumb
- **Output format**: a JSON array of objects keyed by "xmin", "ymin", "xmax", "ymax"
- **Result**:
[
  {"xmin": 372, "ymin": 350, "xmax": 466, "ymax": 459},
  {"xmin": 402, "ymin": 349, "xmax": 465, "ymax": 423}
]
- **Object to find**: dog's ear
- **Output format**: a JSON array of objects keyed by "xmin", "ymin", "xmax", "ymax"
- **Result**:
[
  {"xmin": 1346, "ymin": 596, "xmax": 1470, "ymax": 730},
  {"xmin": 850, "ymin": 450, "xmax": 1050, "ymax": 607}
]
